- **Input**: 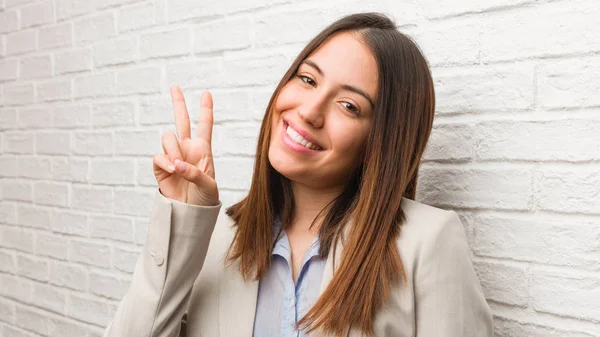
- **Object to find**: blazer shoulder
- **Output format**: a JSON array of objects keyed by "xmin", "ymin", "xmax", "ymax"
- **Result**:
[{"xmin": 397, "ymin": 197, "xmax": 464, "ymax": 251}]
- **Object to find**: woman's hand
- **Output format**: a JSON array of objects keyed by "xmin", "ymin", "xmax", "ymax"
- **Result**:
[{"xmin": 152, "ymin": 86, "xmax": 219, "ymax": 206}]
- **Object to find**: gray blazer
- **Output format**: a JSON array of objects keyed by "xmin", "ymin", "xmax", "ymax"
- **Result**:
[{"xmin": 103, "ymin": 189, "xmax": 493, "ymax": 337}]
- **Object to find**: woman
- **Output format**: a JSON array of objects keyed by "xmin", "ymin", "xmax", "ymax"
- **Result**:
[{"xmin": 103, "ymin": 12, "xmax": 493, "ymax": 337}]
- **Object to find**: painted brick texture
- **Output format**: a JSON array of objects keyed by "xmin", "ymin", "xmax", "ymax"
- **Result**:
[{"xmin": 0, "ymin": 0, "xmax": 599, "ymax": 336}]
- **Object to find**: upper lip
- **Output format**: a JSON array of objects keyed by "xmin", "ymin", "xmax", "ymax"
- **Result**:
[{"xmin": 284, "ymin": 119, "xmax": 323, "ymax": 149}]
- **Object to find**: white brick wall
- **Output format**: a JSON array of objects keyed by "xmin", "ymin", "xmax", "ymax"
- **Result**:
[{"xmin": 0, "ymin": 0, "xmax": 599, "ymax": 336}]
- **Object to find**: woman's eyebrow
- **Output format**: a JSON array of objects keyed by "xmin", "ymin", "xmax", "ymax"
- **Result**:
[{"xmin": 302, "ymin": 59, "xmax": 375, "ymax": 109}]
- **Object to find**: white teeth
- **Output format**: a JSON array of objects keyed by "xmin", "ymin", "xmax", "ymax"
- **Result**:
[{"xmin": 286, "ymin": 125, "xmax": 321, "ymax": 150}]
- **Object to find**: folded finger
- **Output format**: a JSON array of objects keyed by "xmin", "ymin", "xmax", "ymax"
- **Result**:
[
  {"xmin": 153, "ymin": 153, "xmax": 175, "ymax": 173},
  {"xmin": 161, "ymin": 131, "xmax": 183, "ymax": 162}
]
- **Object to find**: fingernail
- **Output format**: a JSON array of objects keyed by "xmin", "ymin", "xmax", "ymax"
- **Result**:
[
  {"xmin": 174, "ymin": 158, "xmax": 181, "ymax": 165},
  {"xmin": 167, "ymin": 164, "xmax": 175, "ymax": 172}
]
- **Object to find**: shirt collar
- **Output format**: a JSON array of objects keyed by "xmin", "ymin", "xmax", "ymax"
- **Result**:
[{"xmin": 272, "ymin": 215, "xmax": 321, "ymax": 260}]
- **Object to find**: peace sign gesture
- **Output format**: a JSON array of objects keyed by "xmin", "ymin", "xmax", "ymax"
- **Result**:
[{"xmin": 152, "ymin": 86, "xmax": 219, "ymax": 206}]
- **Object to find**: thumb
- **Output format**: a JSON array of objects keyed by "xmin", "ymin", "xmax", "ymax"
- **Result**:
[{"xmin": 173, "ymin": 159, "xmax": 212, "ymax": 188}]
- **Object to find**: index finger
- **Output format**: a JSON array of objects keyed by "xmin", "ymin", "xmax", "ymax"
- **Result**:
[
  {"xmin": 196, "ymin": 90, "xmax": 214, "ymax": 145},
  {"xmin": 170, "ymin": 86, "xmax": 191, "ymax": 140}
]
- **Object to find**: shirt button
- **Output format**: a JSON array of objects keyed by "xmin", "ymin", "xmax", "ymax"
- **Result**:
[
  {"xmin": 154, "ymin": 254, "xmax": 164, "ymax": 266},
  {"xmin": 291, "ymin": 297, "xmax": 295, "ymax": 306}
]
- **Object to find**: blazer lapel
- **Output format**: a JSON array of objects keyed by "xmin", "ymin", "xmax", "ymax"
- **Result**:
[{"xmin": 218, "ymin": 259, "xmax": 259, "ymax": 337}]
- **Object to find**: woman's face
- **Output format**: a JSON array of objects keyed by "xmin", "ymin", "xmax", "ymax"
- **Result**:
[{"xmin": 268, "ymin": 31, "xmax": 378, "ymax": 189}]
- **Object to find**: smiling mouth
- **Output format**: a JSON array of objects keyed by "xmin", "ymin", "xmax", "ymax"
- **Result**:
[{"xmin": 283, "ymin": 121, "xmax": 324, "ymax": 151}]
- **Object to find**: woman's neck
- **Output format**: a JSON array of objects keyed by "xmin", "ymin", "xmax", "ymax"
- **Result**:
[{"xmin": 289, "ymin": 182, "xmax": 342, "ymax": 235}]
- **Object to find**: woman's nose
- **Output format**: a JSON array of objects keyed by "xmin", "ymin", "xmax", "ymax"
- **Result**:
[{"xmin": 296, "ymin": 93, "xmax": 326, "ymax": 128}]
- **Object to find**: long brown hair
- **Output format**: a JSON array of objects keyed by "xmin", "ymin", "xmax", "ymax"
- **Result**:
[{"xmin": 225, "ymin": 12, "xmax": 435, "ymax": 336}]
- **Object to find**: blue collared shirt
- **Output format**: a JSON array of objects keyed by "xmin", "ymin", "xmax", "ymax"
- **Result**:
[{"xmin": 253, "ymin": 217, "xmax": 327, "ymax": 337}]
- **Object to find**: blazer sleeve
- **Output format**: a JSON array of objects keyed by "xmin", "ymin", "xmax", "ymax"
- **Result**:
[
  {"xmin": 414, "ymin": 210, "xmax": 493, "ymax": 337},
  {"xmin": 103, "ymin": 188, "xmax": 222, "ymax": 337}
]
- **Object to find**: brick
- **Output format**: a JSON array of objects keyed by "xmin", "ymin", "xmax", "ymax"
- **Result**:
[
  {"xmin": 222, "ymin": 54, "xmax": 288, "ymax": 87},
  {"xmin": 56, "ymin": 48, "xmax": 92, "ymax": 74},
  {"xmin": 166, "ymin": 59, "xmax": 223, "ymax": 89},
  {"xmin": 213, "ymin": 123, "xmax": 260, "ymax": 157},
  {"xmin": 50, "ymin": 156, "xmax": 88, "ymax": 183},
  {"xmin": 94, "ymin": 36, "xmax": 138, "ymax": 67},
  {"xmin": 69, "ymin": 239, "xmax": 111, "ymax": 268},
  {"xmin": 20, "ymin": 55, "xmax": 52, "ymax": 79},
  {"xmin": 35, "ymin": 131, "xmax": 71, "ymax": 155},
  {"xmin": 18, "ymin": 156, "xmax": 52, "ymax": 179},
  {"xmin": 56, "ymin": 0, "xmax": 95, "ymax": 20},
  {"xmin": 138, "ymin": 95, "xmax": 173, "ymax": 125},
  {"xmin": 493, "ymin": 317, "xmax": 595, "ymax": 337},
  {"xmin": 0, "ymin": 203, "xmax": 18, "ymax": 225},
  {"xmin": 136, "ymin": 157, "xmax": 156, "ymax": 187},
  {"xmin": 423, "ymin": 0, "xmax": 530, "ymax": 18},
  {"xmin": 167, "ymin": 0, "xmax": 289, "ymax": 22},
  {"xmin": 423, "ymin": 123, "xmax": 474, "ymax": 162},
  {"xmin": 433, "ymin": 64, "xmax": 534, "ymax": 114},
  {"xmin": 476, "ymin": 119, "xmax": 600, "ymax": 162},
  {"xmin": 140, "ymin": 27, "xmax": 190, "ymax": 59},
  {"xmin": 67, "ymin": 293, "xmax": 114, "ymax": 326},
  {"xmin": 71, "ymin": 184, "xmax": 113, "ymax": 213},
  {"xmin": 31, "ymin": 282, "xmax": 67, "ymax": 314},
  {"xmin": 113, "ymin": 187, "xmax": 154, "ymax": 216},
  {"xmin": 3, "ymin": 131, "xmax": 34, "ymax": 154},
  {"xmin": 473, "ymin": 260, "xmax": 528, "ymax": 307},
  {"xmin": 74, "ymin": 12, "xmax": 116, "ymax": 44},
  {"xmin": 195, "ymin": 17, "xmax": 252, "ymax": 53},
  {"xmin": 49, "ymin": 261, "xmax": 88, "ymax": 291},
  {"xmin": 0, "ymin": 108, "xmax": 18, "ymax": 130},
  {"xmin": 0, "ymin": 250, "xmax": 16, "ymax": 273},
  {"xmin": 531, "ymin": 268, "xmax": 600, "ymax": 321},
  {"xmin": 114, "ymin": 130, "xmax": 160, "ymax": 155},
  {"xmin": 39, "ymin": 23, "xmax": 72, "ymax": 50},
  {"xmin": 90, "ymin": 158, "xmax": 135, "ymax": 185},
  {"xmin": 89, "ymin": 271, "xmax": 129, "ymax": 300},
  {"xmin": 17, "ymin": 254, "xmax": 49, "ymax": 281},
  {"xmin": 113, "ymin": 245, "xmax": 139, "ymax": 273},
  {"xmin": 538, "ymin": 168, "xmax": 600, "ymax": 214},
  {"xmin": 212, "ymin": 90, "xmax": 253, "ymax": 122},
  {"xmin": 21, "ymin": 1, "xmax": 54, "ymax": 28},
  {"xmin": 7, "ymin": 30, "xmax": 36, "ymax": 55},
  {"xmin": 18, "ymin": 204, "xmax": 50, "ymax": 229},
  {"xmin": 74, "ymin": 131, "xmax": 113, "ymax": 155},
  {"xmin": 417, "ymin": 167, "xmax": 533, "ymax": 210},
  {"xmin": 481, "ymin": 1, "xmax": 600, "ymax": 61},
  {"xmin": 256, "ymin": 10, "xmax": 332, "ymax": 49},
  {"xmin": 50, "ymin": 211, "xmax": 87, "ymax": 236},
  {"xmin": 2, "ymin": 325, "xmax": 34, "ymax": 337},
  {"xmin": 414, "ymin": 20, "xmax": 479, "ymax": 65},
  {"xmin": 89, "ymin": 214, "xmax": 134, "ymax": 242},
  {"xmin": 134, "ymin": 218, "xmax": 148, "ymax": 245},
  {"xmin": 37, "ymin": 79, "xmax": 71, "ymax": 102},
  {"xmin": 116, "ymin": 66, "xmax": 161, "ymax": 95},
  {"xmin": 17, "ymin": 305, "xmax": 89, "ymax": 337},
  {"xmin": 3, "ymin": 180, "xmax": 32, "ymax": 201},
  {"xmin": 34, "ymin": 181, "xmax": 69, "ymax": 207},
  {"xmin": 98, "ymin": 0, "xmax": 144, "ymax": 9},
  {"xmin": 0, "ymin": 59, "xmax": 18, "ymax": 82},
  {"xmin": 54, "ymin": 104, "xmax": 91, "ymax": 128},
  {"xmin": 0, "ymin": 11, "xmax": 18, "ymax": 33},
  {"xmin": 2, "ymin": 83, "xmax": 35, "ymax": 106},
  {"xmin": 118, "ymin": 0, "xmax": 165, "ymax": 32},
  {"xmin": 0, "ymin": 274, "xmax": 32, "ymax": 302},
  {"xmin": 538, "ymin": 56, "xmax": 600, "ymax": 109},
  {"xmin": 36, "ymin": 232, "xmax": 68, "ymax": 260},
  {"xmin": 0, "ymin": 156, "xmax": 18, "ymax": 177},
  {"xmin": 74, "ymin": 72, "xmax": 116, "ymax": 98},
  {"xmin": 91, "ymin": 101, "xmax": 134, "ymax": 127},
  {"xmin": 214, "ymin": 157, "xmax": 254, "ymax": 190},
  {"xmin": 17, "ymin": 107, "xmax": 52, "ymax": 129}
]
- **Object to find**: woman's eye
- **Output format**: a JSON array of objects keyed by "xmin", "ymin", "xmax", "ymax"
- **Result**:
[
  {"xmin": 296, "ymin": 75, "xmax": 316, "ymax": 86},
  {"xmin": 341, "ymin": 101, "xmax": 360, "ymax": 115}
]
